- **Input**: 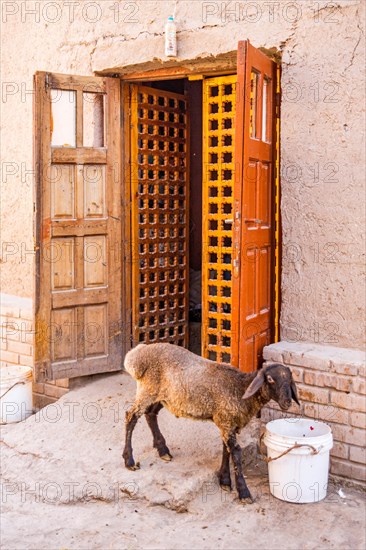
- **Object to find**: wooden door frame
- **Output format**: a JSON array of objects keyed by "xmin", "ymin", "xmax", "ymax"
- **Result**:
[
  {"xmin": 121, "ymin": 82, "xmax": 133, "ymax": 353},
  {"xmin": 117, "ymin": 67, "xmax": 236, "ymax": 83},
  {"xmin": 273, "ymin": 64, "xmax": 282, "ymax": 344}
]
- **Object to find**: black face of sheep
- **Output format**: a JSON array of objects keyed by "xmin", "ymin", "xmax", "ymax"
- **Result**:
[{"xmin": 243, "ymin": 363, "xmax": 300, "ymax": 411}]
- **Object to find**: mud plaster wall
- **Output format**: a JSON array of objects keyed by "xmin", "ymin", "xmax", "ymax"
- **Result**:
[{"xmin": 0, "ymin": 0, "xmax": 365, "ymax": 349}]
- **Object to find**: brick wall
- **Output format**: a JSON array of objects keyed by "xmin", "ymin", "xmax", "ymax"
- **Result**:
[
  {"xmin": 0, "ymin": 293, "xmax": 69, "ymax": 409},
  {"xmin": 1, "ymin": 295, "xmax": 33, "ymax": 368},
  {"xmin": 262, "ymin": 342, "xmax": 366, "ymax": 486}
]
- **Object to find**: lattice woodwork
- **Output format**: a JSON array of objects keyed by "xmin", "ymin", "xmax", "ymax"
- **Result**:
[
  {"xmin": 131, "ymin": 85, "xmax": 189, "ymax": 346},
  {"xmin": 202, "ymin": 76, "xmax": 237, "ymax": 363}
]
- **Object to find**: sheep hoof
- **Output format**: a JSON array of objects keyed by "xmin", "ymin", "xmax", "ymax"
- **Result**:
[
  {"xmin": 220, "ymin": 483, "xmax": 232, "ymax": 493},
  {"xmin": 160, "ymin": 453, "xmax": 173, "ymax": 462},
  {"xmin": 239, "ymin": 495, "xmax": 254, "ymax": 505},
  {"xmin": 126, "ymin": 460, "xmax": 140, "ymax": 471}
]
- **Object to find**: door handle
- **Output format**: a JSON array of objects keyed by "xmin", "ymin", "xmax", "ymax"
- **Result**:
[{"xmin": 224, "ymin": 212, "xmax": 240, "ymax": 225}]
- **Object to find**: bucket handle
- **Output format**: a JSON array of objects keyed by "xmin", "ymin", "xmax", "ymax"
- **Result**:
[
  {"xmin": 259, "ymin": 433, "xmax": 321, "ymax": 463},
  {"xmin": 0, "ymin": 380, "xmax": 26, "ymax": 401}
]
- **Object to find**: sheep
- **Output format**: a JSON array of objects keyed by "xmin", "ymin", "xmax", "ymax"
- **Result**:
[{"xmin": 122, "ymin": 343, "xmax": 299, "ymax": 503}]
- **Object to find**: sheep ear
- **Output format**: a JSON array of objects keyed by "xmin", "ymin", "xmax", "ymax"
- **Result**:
[
  {"xmin": 291, "ymin": 380, "xmax": 300, "ymax": 406},
  {"xmin": 243, "ymin": 369, "xmax": 266, "ymax": 399}
]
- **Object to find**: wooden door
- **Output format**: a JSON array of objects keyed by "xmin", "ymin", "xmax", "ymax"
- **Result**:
[
  {"xmin": 34, "ymin": 72, "xmax": 125, "ymax": 380},
  {"xmin": 231, "ymin": 41, "xmax": 278, "ymax": 372},
  {"xmin": 130, "ymin": 85, "xmax": 189, "ymax": 346},
  {"xmin": 202, "ymin": 75, "xmax": 237, "ymax": 363}
]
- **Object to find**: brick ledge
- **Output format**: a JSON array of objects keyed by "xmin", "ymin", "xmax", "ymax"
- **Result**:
[{"xmin": 264, "ymin": 341, "xmax": 365, "ymax": 376}]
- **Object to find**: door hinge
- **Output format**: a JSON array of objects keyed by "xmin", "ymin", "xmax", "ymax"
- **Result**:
[{"xmin": 275, "ymin": 92, "xmax": 281, "ymax": 115}]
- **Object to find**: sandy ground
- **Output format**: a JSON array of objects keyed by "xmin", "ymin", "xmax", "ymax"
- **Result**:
[{"xmin": 1, "ymin": 371, "xmax": 365, "ymax": 550}]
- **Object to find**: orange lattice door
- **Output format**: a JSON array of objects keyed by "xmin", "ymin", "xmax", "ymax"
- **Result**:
[
  {"xmin": 231, "ymin": 41, "xmax": 278, "ymax": 372},
  {"xmin": 130, "ymin": 85, "xmax": 189, "ymax": 346},
  {"xmin": 34, "ymin": 73, "xmax": 125, "ymax": 380},
  {"xmin": 202, "ymin": 76, "xmax": 237, "ymax": 363}
]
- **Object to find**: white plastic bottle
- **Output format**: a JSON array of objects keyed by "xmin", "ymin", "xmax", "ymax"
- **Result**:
[{"xmin": 165, "ymin": 16, "xmax": 177, "ymax": 57}]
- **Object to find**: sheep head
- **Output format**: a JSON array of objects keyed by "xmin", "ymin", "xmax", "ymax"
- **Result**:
[{"xmin": 242, "ymin": 363, "xmax": 300, "ymax": 410}]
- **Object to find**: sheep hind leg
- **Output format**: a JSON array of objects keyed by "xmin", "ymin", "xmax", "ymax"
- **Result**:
[
  {"xmin": 123, "ymin": 399, "xmax": 153, "ymax": 470},
  {"xmin": 145, "ymin": 402, "xmax": 173, "ymax": 461},
  {"xmin": 218, "ymin": 442, "xmax": 232, "ymax": 491},
  {"xmin": 227, "ymin": 432, "xmax": 253, "ymax": 504}
]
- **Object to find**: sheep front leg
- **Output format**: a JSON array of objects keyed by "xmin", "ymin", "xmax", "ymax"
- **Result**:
[
  {"xmin": 227, "ymin": 433, "xmax": 253, "ymax": 504},
  {"xmin": 145, "ymin": 403, "xmax": 173, "ymax": 461},
  {"xmin": 218, "ymin": 443, "xmax": 232, "ymax": 491},
  {"xmin": 123, "ymin": 406, "xmax": 142, "ymax": 470}
]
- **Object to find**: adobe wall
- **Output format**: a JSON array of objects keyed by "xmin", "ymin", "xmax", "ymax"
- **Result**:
[{"xmin": 1, "ymin": 0, "xmax": 364, "ymax": 350}]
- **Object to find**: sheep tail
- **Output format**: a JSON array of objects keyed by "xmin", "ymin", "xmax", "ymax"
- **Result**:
[{"xmin": 124, "ymin": 344, "xmax": 149, "ymax": 380}]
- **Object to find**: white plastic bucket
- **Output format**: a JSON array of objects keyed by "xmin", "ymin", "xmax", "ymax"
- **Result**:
[
  {"xmin": 0, "ymin": 365, "xmax": 33, "ymax": 423},
  {"xmin": 263, "ymin": 418, "xmax": 333, "ymax": 503}
]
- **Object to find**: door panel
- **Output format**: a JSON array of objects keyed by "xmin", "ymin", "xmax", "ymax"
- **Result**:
[
  {"xmin": 259, "ymin": 163, "xmax": 271, "ymax": 226},
  {"xmin": 34, "ymin": 72, "xmax": 124, "ymax": 380},
  {"xmin": 202, "ymin": 75, "xmax": 237, "ymax": 363},
  {"xmin": 258, "ymin": 247, "xmax": 270, "ymax": 312},
  {"xmin": 231, "ymin": 41, "xmax": 278, "ymax": 372},
  {"xmin": 130, "ymin": 85, "xmax": 189, "ymax": 346}
]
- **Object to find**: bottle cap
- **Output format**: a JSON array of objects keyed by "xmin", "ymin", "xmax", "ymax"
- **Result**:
[{"xmin": 168, "ymin": 16, "xmax": 174, "ymax": 21}]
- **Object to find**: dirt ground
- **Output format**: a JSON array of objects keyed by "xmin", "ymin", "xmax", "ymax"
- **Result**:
[{"xmin": 1, "ymin": 372, "xmax": 365, "ymax": 550}]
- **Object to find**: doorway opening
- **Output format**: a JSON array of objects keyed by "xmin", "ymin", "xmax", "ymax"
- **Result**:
[{"xmin": 127, "ymin": 74, "xmax": 239, "ymax": 362}]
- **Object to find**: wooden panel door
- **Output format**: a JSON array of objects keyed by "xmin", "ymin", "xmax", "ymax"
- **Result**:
[
  {"xmin": 34, "ymin": 72, "xmax": 125, "ymax": 380},
  {"xmin": 202, "ymin": 75, "xmax": 237, "ymax": 363},
  {"xmin": 231, "ymin": 41, "xmax": 278, "ymax": 372},
  {"xmin": 130, "ymin": 85, "xmax": 189, "ymax": 346}
]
